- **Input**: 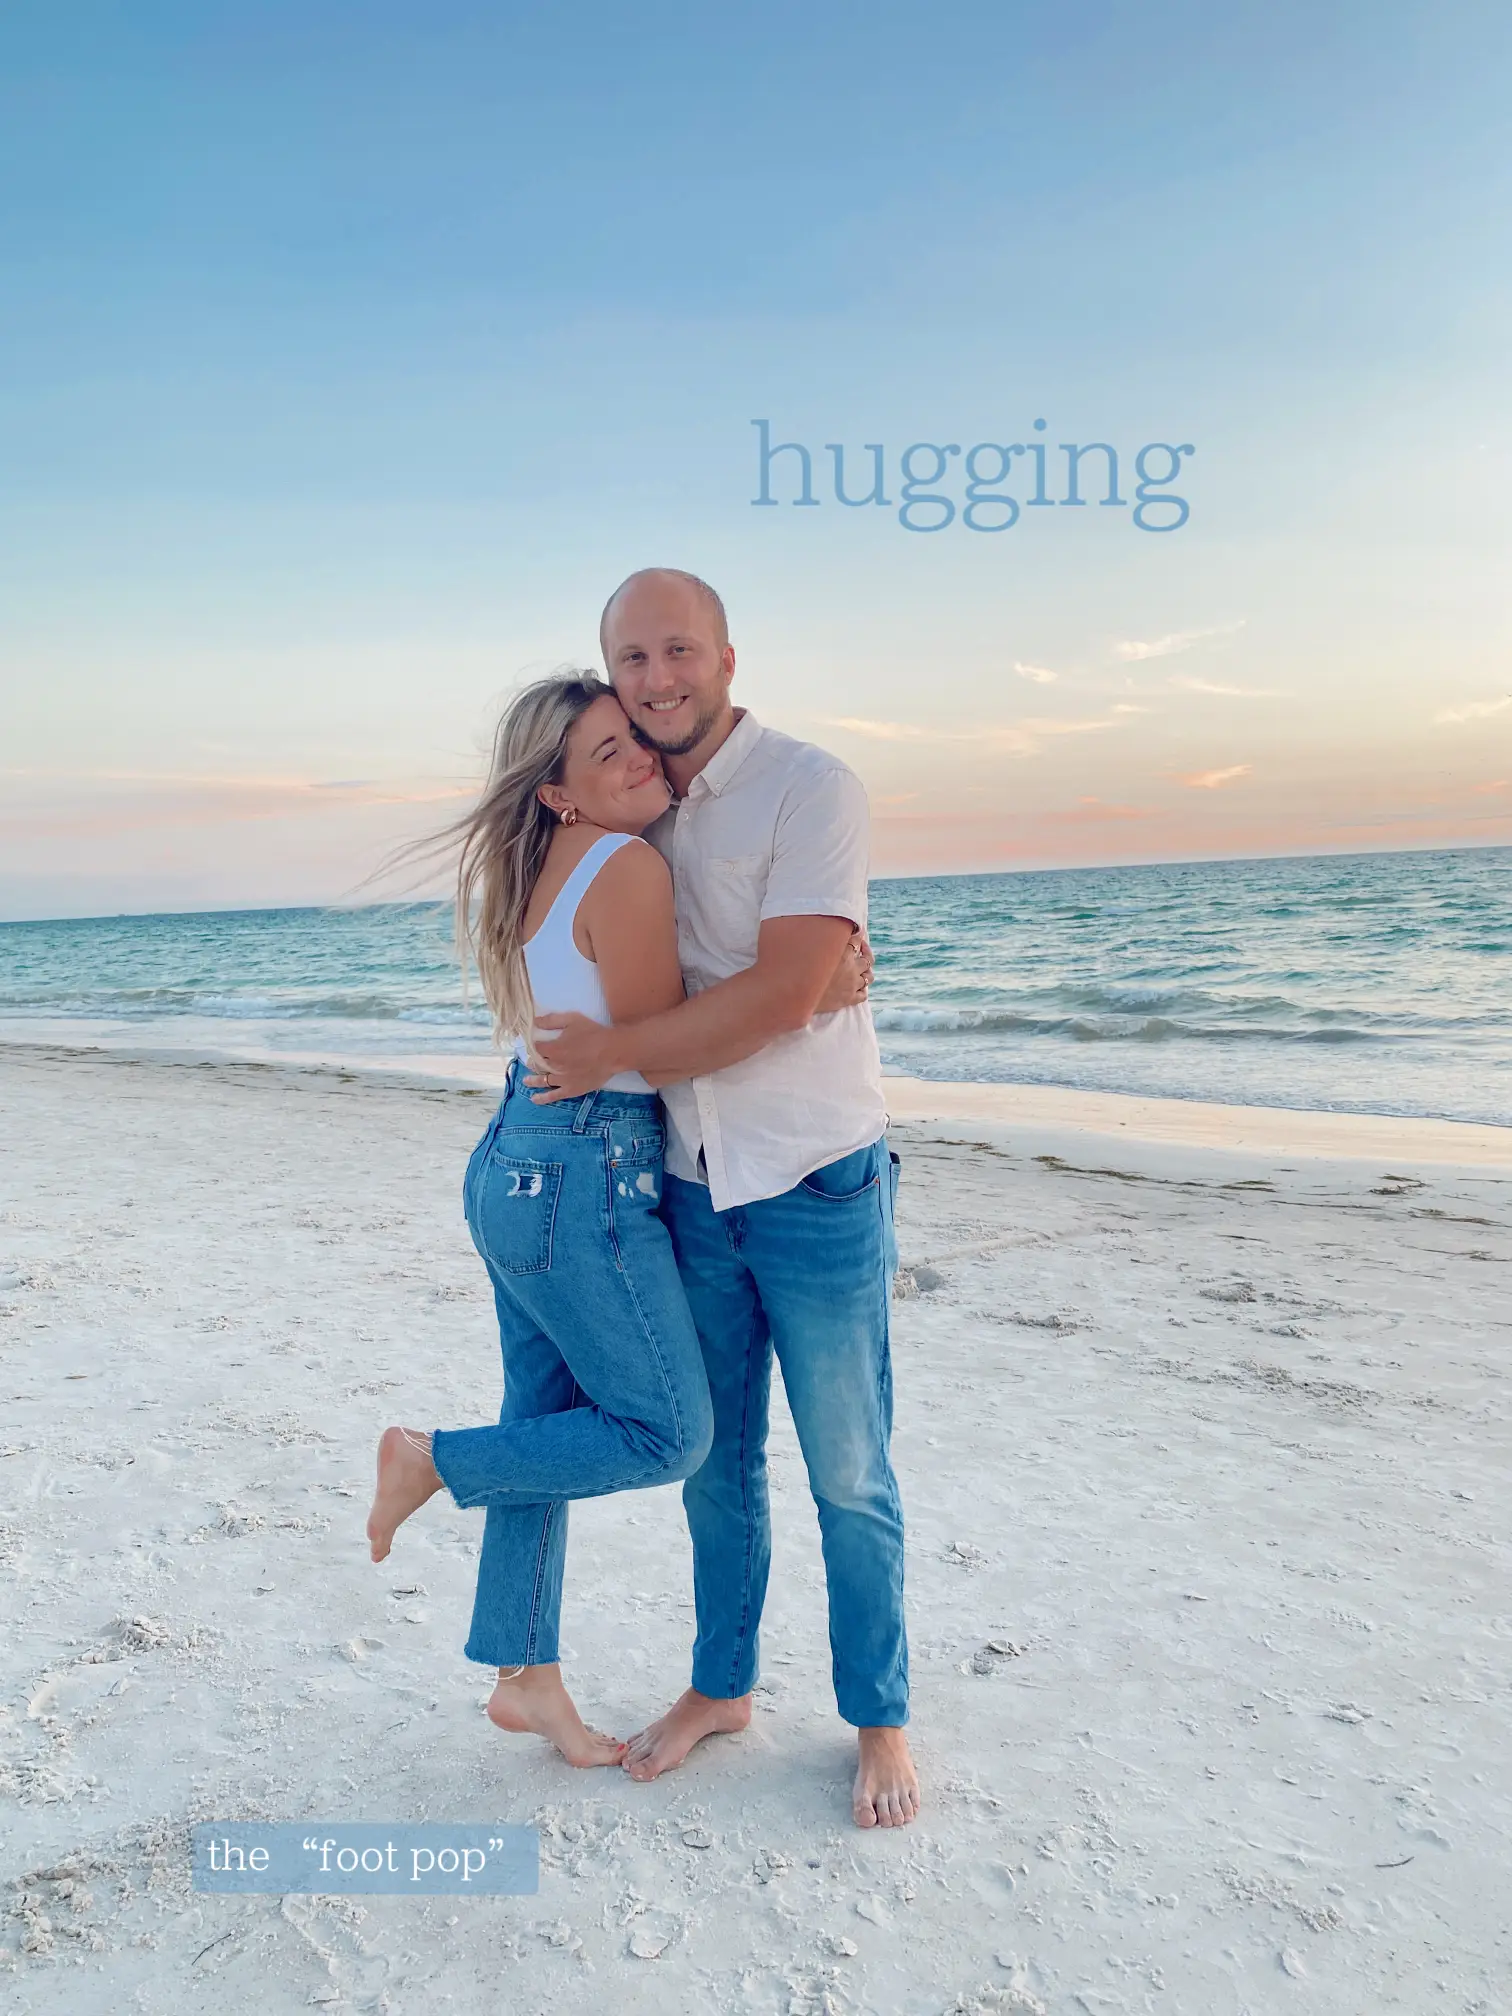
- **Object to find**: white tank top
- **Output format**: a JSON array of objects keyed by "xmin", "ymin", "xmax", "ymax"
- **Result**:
[{"xmin": 515, "ymin": 831, "xmax": 654, "ymax": 1094}]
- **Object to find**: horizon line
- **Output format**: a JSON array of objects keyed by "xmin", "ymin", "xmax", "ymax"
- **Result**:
[{"xmin": 1, "ymin": 836, "xmax": 1508, "ymax": 930}]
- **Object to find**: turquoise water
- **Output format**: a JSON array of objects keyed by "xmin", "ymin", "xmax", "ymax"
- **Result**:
[{"xmin": 2, "ymin": 846, "xmax": 1510, "ymax": 1126}]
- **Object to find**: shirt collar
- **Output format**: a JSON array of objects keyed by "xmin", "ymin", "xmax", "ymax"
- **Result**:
[{"xmin": 686, "ymin": 708, "xmax": 762, "ymax": 800}]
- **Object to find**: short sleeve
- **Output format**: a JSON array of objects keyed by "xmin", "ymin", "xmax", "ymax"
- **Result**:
[{"xmin": 760, "ymin": 762, "xmax": 871, "ymax": 931}]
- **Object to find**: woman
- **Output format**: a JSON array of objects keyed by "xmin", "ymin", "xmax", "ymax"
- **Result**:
[
  {"xmin": 365, "ymin": 671, "xmax": 705, "ymax": 1766},
  {"xmin": 367, "ymin": 673, "xmax": 865, "ymax": 1768}
]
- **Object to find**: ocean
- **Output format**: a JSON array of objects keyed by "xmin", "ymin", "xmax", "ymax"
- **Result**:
[{"xmin": 2, "ymin": 846, "xmax": 1510, "ymax": 1127}]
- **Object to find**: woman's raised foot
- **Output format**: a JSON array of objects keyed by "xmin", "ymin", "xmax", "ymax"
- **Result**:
[{"xmin": 367, "ymin": 1425, "xmax": 443, "ymax": 1563}]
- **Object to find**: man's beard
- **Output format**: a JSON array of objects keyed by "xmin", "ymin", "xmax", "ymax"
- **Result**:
[{"xmin": 630, "ymin": 696, "xmax": 725, "ymax": 758}]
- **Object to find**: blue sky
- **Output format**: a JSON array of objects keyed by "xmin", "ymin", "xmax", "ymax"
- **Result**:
[{"xmin": 2, "ymin": 2, "xmax": 1510, "ymax": 916}]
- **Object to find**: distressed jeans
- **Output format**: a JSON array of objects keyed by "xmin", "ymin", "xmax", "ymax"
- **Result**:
[
  {"xmin": 430, "ymin": 1064, "xmax": 713, "ymax": 1668},
  {"xmin": 661, "ymin": 1138, "xmax": 908, "ymax": 1728}
]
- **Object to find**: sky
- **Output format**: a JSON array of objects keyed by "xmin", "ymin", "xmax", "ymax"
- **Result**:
[{"xmin": 2, "ymin": 1, "xmax": 1510, "ymax": 918}]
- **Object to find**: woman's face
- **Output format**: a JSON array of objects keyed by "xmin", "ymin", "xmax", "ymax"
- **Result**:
[{"xmin": 547, "ymin": 693, "xmax": 671, "ymax": 834}]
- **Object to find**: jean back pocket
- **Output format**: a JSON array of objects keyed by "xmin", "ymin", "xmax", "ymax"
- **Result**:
[{"xmin": 471, "ymin": 1150, "xmax": 564, "ymax": 1275}]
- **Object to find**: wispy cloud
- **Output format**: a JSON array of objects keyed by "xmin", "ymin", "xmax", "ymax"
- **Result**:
[
  {"xmin": 825, "ymin": 718, "xmax": 954, "ymax": 743},
  {"xmin": 1168, "ymin": 676, "xmax": 1288, "ymax": 699},
  {"xmin": 1012, "ymin": 661, "xmax": 1059, "ymax": 684},
  {"xmin": 1178, "ymin": 764, "xmax": 1252, "ymax": 790},
  {"xmin": 1023, "ymin": 718, "xmax": 1120, "ymax": 739},
  {"xmin": 822, "ymin": 715, "xmax": 1120, "ymax": 754},
  {"xmin": 1044, "ymin": 797, "xmax": 1157, "ymax": 824},
  {"xmin": 1111, "ymin": 702, "xmax": 1155, "ymax": 715},
  {"xmin": 1472, "ymin": 779, "xmax": 1509, "ymax": 795},
  {"xmin": 0, "ymin": 772, "xmax": 473, "ymax": 840},
  {"xmin": 1, "ymin": 766, "xmax": 467, "ymax": 800},
  {"xmin": 1433, "ymin": 695, "xmax": 1512, "ymax": 725},
  {"xmin": 1113, "ymin": 619, "xmax": 1247, "ymax": 663}
]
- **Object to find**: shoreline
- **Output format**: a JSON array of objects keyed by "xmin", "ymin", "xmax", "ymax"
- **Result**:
[
  {"xmin": 881, "ymin": 1072, "xmax": 1512, "ymax": 1167},
  {"xmin": 4, "ymin": 1021, "xmax": 1509, "ymax": 1167}
]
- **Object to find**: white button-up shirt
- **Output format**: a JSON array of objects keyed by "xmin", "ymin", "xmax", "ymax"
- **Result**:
[{"xmin": 644, "ymin": 710, "xmax": 888, "ymax": 1211}]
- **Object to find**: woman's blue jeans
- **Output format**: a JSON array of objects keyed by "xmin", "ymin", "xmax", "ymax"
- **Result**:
[{"xmin": 430, "ymin": 1066, "xmax": 713, "ymax": 1669}]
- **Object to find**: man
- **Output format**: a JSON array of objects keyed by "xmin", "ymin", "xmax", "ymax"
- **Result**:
[{"xmin": 525, "ymin": 566, "xmax": 918, "ymax": 1829}]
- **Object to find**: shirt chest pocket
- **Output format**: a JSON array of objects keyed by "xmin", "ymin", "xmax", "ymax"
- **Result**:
[{"xmin": 701, "ymin": 851, "xmax": 770, "ymax": 950}]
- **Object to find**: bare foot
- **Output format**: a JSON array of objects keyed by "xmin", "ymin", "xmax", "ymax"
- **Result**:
[
  {"xmin": 621, "ymin": 1687, "xmax": 751, "ymax": 1781},
  {"xmin": 486, "ymin": 1665, "xmax": 626, "ymax": 1768},
  {"xmin": 367, "ymin": 1426, "xmax": 443, "ymax": 1563},
  {"xmin": 853, "ymin": 1726, "xmax": 920, "ymax": 1828}
]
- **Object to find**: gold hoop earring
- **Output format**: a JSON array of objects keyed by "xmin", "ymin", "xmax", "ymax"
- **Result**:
[{"xmin": 559, "ymin": 806, "xmax": 579, "ymax": 827}]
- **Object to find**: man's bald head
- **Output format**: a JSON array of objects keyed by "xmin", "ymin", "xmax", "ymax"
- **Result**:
[
  {"xmin": 600, "ymin": 566, "xmax": 737, "ymax": 767},
  {"xmin": 599, "ymin": 568, "xmax": 729, "ymax": 661}
]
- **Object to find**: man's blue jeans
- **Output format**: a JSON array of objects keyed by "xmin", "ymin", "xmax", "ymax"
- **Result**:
[
  {"xmin": 661, "ymin": 1138, "xmax": 908, "ymax": 1728},
  {"xmin": 430, "ymin": 1067, "xmax": 713, "ymax": 1669}
]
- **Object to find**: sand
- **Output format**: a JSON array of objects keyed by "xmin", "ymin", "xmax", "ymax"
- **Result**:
[{"xmin": 1, "ymin": 1039, "xmax": 1508, "ymax": 2014}]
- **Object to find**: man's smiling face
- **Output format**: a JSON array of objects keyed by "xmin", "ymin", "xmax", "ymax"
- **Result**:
[{"xmin": 602, "ymin": 570, "xmax": 736, "ymax": 762}]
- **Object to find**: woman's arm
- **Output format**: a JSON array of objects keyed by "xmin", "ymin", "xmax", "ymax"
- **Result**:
[
  {"xmin": 532, "ymin": 912, "xmax": 856, "ymax": 1096},
  {"xmin": 576, "ymin": 839, "xmax": 686, "ymax": 1024}
]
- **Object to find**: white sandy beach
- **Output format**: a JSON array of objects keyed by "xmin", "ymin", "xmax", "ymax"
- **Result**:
[{"xmin": 2, "ymin": 1039, "xmax": 1509, "ymax": 2014}]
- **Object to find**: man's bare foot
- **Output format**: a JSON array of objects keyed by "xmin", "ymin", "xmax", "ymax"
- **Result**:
[
  {"xmin": 621, "ymin": 1687, "xmax": 751, "ymax": 1781},
  {"xmin": 486, "ymin": 1665, "xmax": 626, "ymax": 1768},
  {"xmin": 853, "ymin": 1726, "xmax": 920, "ymax": 1828},
  {"xmin": 367, "ymin": 1426, "xmax": 443, "ymax": 1562}
]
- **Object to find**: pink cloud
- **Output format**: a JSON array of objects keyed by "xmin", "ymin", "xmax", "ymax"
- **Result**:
[
  {"xmin": 1044, "ymin": 797, "xmax": 1158, "ymax": 823},
  {"xmin": 0, "ymin": 774, "xmax": 473, "ymax": 841},
  {"xmin": 1178, "ymin": 764, "xmax": 1252, "ymax": 790}
]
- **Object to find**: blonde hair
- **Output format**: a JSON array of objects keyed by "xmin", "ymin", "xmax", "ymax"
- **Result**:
[{"xmin": 419, "ymin": 671, "xmax": 611, "ymax": 1041}]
